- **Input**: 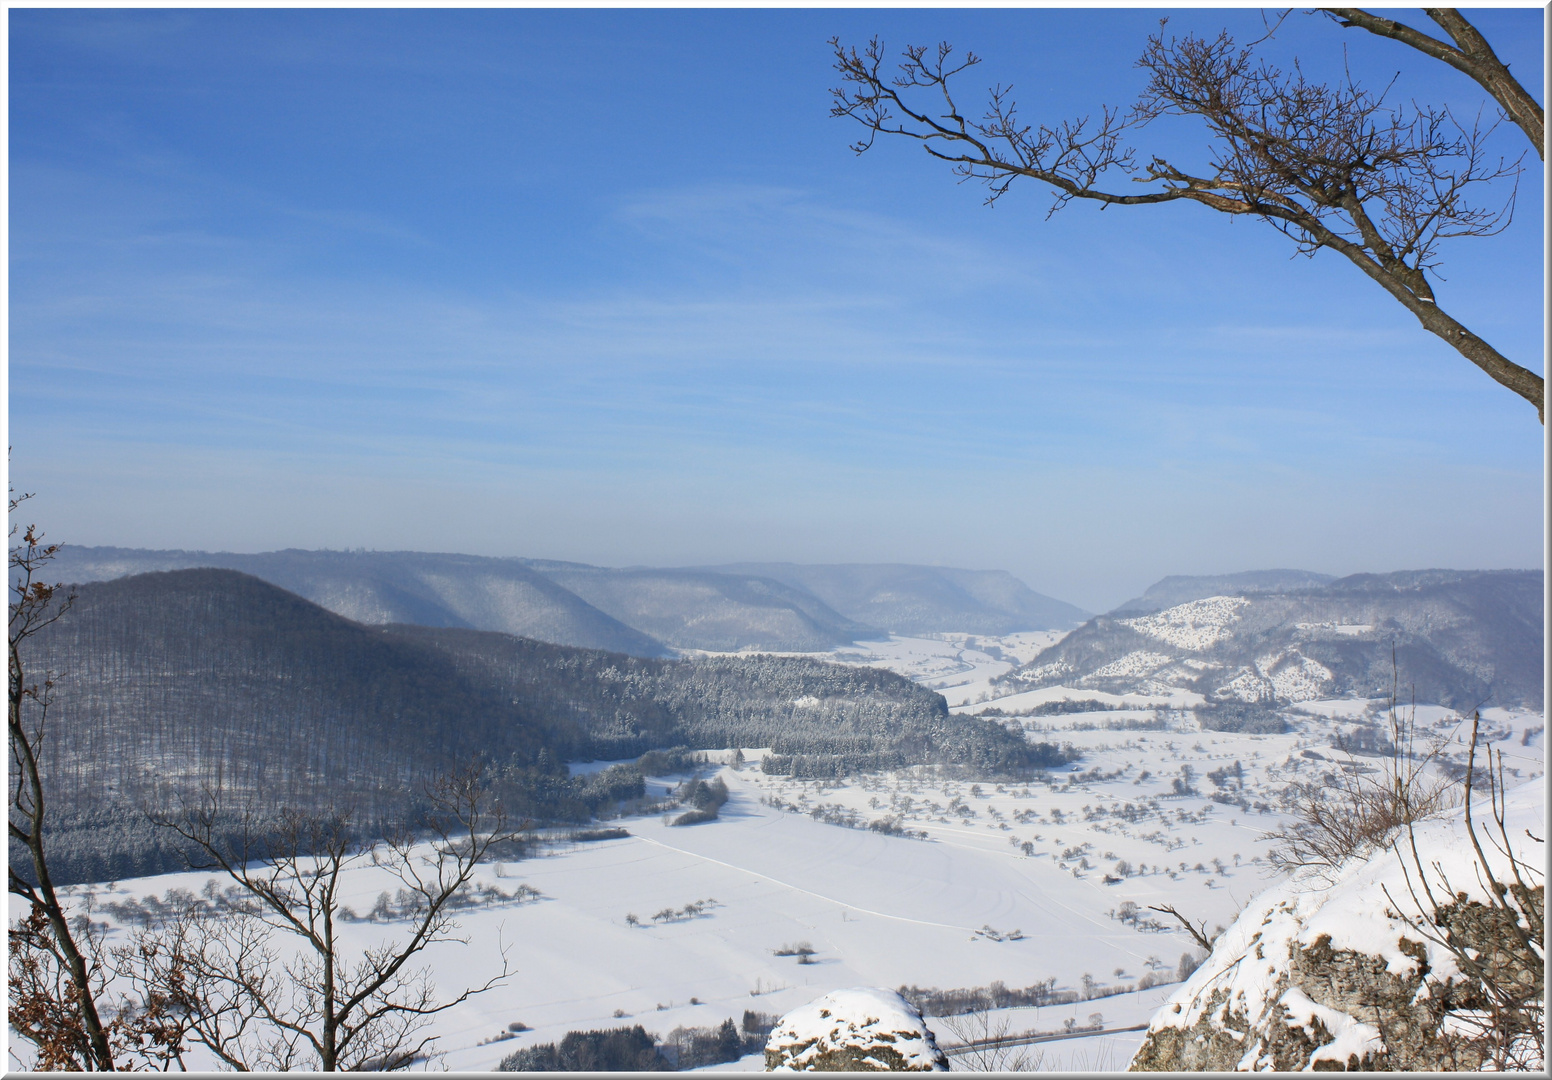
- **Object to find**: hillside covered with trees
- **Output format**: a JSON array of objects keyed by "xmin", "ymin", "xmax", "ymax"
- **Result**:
[{"xmin": 15, "ymin": 569, "xmax": 1064, "ymax": 884}]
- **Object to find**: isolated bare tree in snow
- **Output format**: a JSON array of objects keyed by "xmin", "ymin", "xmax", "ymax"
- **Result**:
[{"xmin": 129, "ymin": 768, "xmax": 519, "ymax": 1070}]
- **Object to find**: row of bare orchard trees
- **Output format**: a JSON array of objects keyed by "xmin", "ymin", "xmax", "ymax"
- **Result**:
[{"xmin": 9, "ymin": 488, "xmax": 522, "ymax": 1071}]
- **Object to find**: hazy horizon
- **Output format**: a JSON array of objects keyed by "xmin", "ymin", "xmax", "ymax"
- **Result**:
[
  {"xmin": 9, "ymin": 8, "xmax": 1545, "ymax": 616},
  {"xmin": 33, "ymin": 540, "xmax": 1545, "ymax": 616}
]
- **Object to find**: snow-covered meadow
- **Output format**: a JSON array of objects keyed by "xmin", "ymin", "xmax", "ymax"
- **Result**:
[
  {"xmin": 20, "ymin": 631, "xmax": 1543, "ymax": 1072},
  {"xmin": 828, "ymin": 632, "xmax": 1068, "ymax": 709},
  {"xmin": 46, "ymin": 755, "xmax": 1215, "ymax": 1071}
]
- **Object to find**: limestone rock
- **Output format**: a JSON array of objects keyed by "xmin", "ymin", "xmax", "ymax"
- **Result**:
[
  {"xmin": 1130, "ymin": 781, "xmax": 1543, "ymax": 1071},
  {"xmin": 764, "ymin": 987, "xmax": 948, "ymax": 1071}
]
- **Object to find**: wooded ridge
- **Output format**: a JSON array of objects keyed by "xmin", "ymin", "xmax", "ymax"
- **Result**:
[{"xmin": 13, "ymin": 569, "xmax": 1063, "ymax": 884}]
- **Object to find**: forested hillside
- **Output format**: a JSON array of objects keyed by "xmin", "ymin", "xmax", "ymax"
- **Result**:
[
  {"xmin": 16, "ymin": 570, "xmax": 1062, "ymax": 884},
  {"xmin": 390, "ymin": 626, "xmax": 1055, "ymax": 775},
  {"xmin": 1109, "ymin": 569, "xmax": 1337, "ymax": 614}
]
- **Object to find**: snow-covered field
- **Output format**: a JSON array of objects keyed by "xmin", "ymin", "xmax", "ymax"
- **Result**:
[
  {"xmin": 44, "ymin": 754, "xmax": 1237, "ymax": 1071},
  {"xmin": 18, "ymin": 630, "xmax": 1543, "ymax": 1073},
  {"xmin": 823, "ymin": 632, "xmax": 1207, "ymax": 711},
  {"xmin": 692, "ymin": 631, "xmax": 1068, "ymax": 709}
]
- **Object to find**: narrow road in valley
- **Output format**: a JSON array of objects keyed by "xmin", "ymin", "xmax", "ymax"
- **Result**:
[{"xmin": 941, "ymin": 1021, "xmax": 1151, "ymax": 1055}]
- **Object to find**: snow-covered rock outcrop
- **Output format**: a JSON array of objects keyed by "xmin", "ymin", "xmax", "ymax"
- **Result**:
[
  {"xmin": 764, "ymin": 988, "xmax": 948, "ymax": 1071},
  {"xmin": 1130, "ymin": 781, "xmax": 1544, "ymax": 1071}
]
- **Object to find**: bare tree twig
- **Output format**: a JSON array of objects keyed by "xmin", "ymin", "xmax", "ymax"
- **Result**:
[
  {"xmin": 7, "ymin": 481, "xmax": 114, "ymax": 1071},
  {"xmin": 1147, "ymin": 903, "xmax": 1214, "ymax": 952},
  {"xmin": 1378, "ymin": 713, "xmax": 1544, "ymax": 1069},
  {"xmin": 1321, "ymin": 8, "xmax": 1543, "ymax": 158}
]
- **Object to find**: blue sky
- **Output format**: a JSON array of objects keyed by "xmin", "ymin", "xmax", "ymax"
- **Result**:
[{"xmin": 8, "ymin": 7, "xmax": 1545, "ymax": 611}]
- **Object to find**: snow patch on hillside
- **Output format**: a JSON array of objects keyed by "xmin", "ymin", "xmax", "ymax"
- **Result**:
[
  {"xmin": 1296, "ymin": 622, "xmax": 1374, "ymax": 637},
  {"xmin": 1215, "ymin": 650, "xmax": 1333, "ymax": 704},
  {"xmin": 1088, "ymin": 651, "xmax": 1177, "ymax": 680},
  {"xmin": 1119, "ymin": 597, "xmax": 1250, "ymax": 652},
  {"xmin": 1264, "ymin": 653, "xmax": 1333, "ymax": 702}
]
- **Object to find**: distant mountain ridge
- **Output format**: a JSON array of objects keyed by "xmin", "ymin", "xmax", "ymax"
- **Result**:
[
  {"xmin": 46, "ymin": 547, "xmax": 1086, "ymax": 653},
  {"xmin": 702, "ymin": 562, "xmax": 1090, "ymax": 635},
  {"xmin": 1110, "ymin": 569, "xmax": 1337, "ymax": 614},
  {"xmin": 521, "ymin": 564, "xmax": 877, "ymax": 652},
  {"xmin": 46, "ymin": 547, "xmax": 671, "ymax": 656},
  {"xmin": 1000, "ymin": 569, "xmax": 1543, "ymax": 710}
]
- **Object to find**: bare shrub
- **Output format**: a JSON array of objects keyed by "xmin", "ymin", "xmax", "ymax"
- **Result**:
[
  {"xmin": 1381, "ymin": 715, "xmax": 1544, "ymax": 1071},
  {"xmin": 939, "ymin": 1009, "xmax": 1043, "ymax": 1071},
  {"xmin": 1268, "ymin": 688, "xmax": 1457, "ymax": 874}
]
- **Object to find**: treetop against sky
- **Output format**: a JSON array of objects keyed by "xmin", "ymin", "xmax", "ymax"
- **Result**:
[{"xmin": 7, "ymin": 6, "xmax": 1544, "ymax": 612}]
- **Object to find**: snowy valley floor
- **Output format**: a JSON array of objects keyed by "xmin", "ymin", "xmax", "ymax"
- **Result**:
[{"xmin": 29, "ymin": 632, "xmax": 1545, "ymax": 1073}]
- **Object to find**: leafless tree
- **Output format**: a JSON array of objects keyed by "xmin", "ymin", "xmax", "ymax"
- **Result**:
[
  {"xmin": 124, "ymin": 767, "xmax": 519, "ymax": 1070},
  {"xmin": 830, "ymin": 9, "xmax": 1544, "ymax": 420},
  {"xmin": 7, "ymin": 484, "xmax": 115, "ymax": 1070},
  {"xmin": 1381, "ymin": 714, "xmax": 1544, "ymax": 1070},
  {"xmin": 9, "ymin": 489, "xmax": 195, "ymax": 1072}
]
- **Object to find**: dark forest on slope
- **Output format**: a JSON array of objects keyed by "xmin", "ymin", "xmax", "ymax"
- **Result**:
[{"xmin": 15, "ymin": 570, "xmax": 1066, "ymax": 884}]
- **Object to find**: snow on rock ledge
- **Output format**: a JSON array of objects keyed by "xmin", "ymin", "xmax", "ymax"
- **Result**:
[
  {"xmin": 1129, "ymin": 780, "xmax": 1544, "ymax": 1071},
  {"xmin": 764, "ymin": 988, "xmax": 948, "ymax": 1071}
]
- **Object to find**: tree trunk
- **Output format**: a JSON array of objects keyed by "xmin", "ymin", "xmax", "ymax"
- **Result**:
[
  {"xmin": 1311, "ymin": 219, "xmax": 1545, "ymax": 422},
  {"xmin": 10, "ymin": 684, "xmax": 116, "ymax": 1070}
]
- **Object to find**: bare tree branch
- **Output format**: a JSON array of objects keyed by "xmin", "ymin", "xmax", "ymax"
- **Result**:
[
  {"xmin": 829, "ymin": 21, "xmax": 1544, "ymax": 421},
  {"xmin": 1322, "ymin": 8, "xmax": 1544, "ymax": 158},
  {"xmin": 1147, "ymin": 903, "xmax": 1214, "ymax": 952},
  {"xmin": 8, "ymin": 483, "xmax": 115, "ymax": 1071},
  {"xmin": 128, "ymin": 765, "xmax": 520, "ymax": 1070}
]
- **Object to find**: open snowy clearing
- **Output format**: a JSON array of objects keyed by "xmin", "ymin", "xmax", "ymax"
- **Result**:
[{"xmin": 828, "ymin": 632, "xmax": 1068, "ymax": 709}]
